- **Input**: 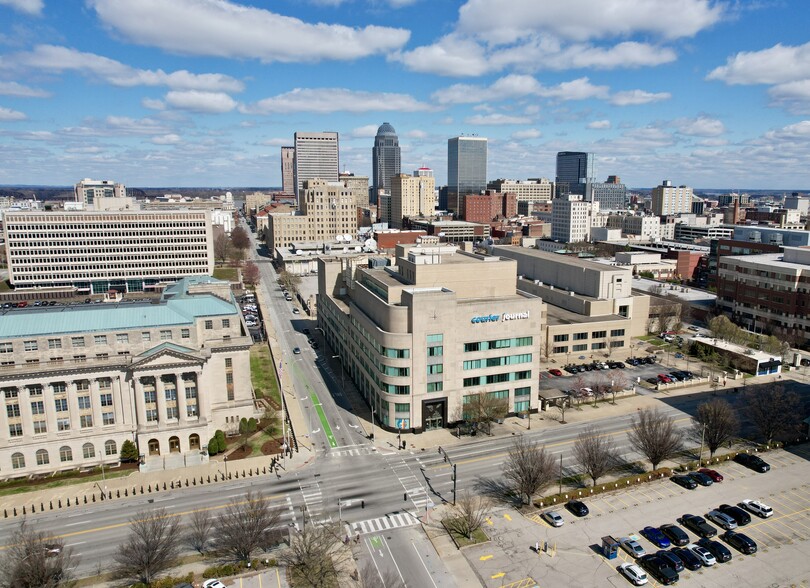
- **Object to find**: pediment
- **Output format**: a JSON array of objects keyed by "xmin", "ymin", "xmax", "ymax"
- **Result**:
[{"xmin": 130, "ymin": 343, "xmax": 204, "ymax": 370}]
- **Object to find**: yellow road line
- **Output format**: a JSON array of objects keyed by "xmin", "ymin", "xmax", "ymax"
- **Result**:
[
  {"xmin": 492, "ymin": 572, "xmax": 505, "ymax": 579},
  {"xmin": 480, "ymin": 554, "xmax": 493, "ymax": 561},
  {"xmin": 504, "ymin": 513, "xmax": 512, "ymax": 521}
]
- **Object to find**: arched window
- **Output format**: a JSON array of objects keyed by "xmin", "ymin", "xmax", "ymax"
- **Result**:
[
  {"xmin": 60, "ymin": 446, "xmax": 73, "ymax": 462},
  {"xmin": 189, "ymin": 433, "xmax": 200, "ymax": 450},
  {"xmin": 104, "ymin": 440, "xmax": 117, "ymax": 456},
  {"xmin": 82, "ymin": 442, "xmax": 95, "ymax": 459},
  {"xmin": 11, "ymin": 452, "xmax": 25, "ymax": 469},
  {"xmin": 36, "ymin": 449, "xmax": 49, "ymax": 466},
  {"xmin": 169, "ymin": 436, "xmax": 180, "ymax": 453}
]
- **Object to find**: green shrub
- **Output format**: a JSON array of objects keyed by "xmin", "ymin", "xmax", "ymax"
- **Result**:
[
  {"xmin": 248, "ymin": 417, "xmax": 258, "ymax": 433},
  {"xmin": 239, "ymin": 418, "xmax": 249, "ymax": 434},
  {"xmin": 120, "ymin": 439, "xmax": 139, "ymax": 462},
  {"xmin": 215, "ymin": 429, "xmax": 227, "ymax": 453},
  {"xmin": 208, "ymin": 438, "xmax": 219, "ymax": 455}
]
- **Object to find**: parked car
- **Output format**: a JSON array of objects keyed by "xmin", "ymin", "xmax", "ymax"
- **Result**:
[
  {"xmin": 646, "ymin": 377, "xmax": 660, "ymax": 385},
  {"xmin": 621, "ymin": 537, "xmax": 646, "ymax": 559},
  {"xmin": 640, "ymin": 526, "xmax": 671, "ymax": 549},
  {"xmin": 685, "ymin": 543, "xmax": 716, "ymax": 566},
  {"xmin": 687, "ymin": 471, "xmax": 714, "ymax": 487},
  {"xmin": 566, "ymin": 500, "xmax": 589, "ymax": 517},
  {"xmin": 698, "ymin": 468, "xmax": 723, "ymax": 483},
  {"xmin": 656, "ymin": 550, "xmax": 684, "ymax": 573},
  {"xmin": 672, "ymin": 546, "xmax": 703, "ymax": 570},
  {"xmin": 688, "ymin": 325, "xmax": 700, "ymax": 332},
  {"xmin": 717, "ymin": 504, "xmax": 751, "ymax": 526},
  {"xmin": 706, "ymin": 510, "xmax": 738, "ymax": 531},
  {"xmin": 735, "ymin": 453, "xmax": 770, "ymax": 472},
  {"xmin": 638, "ymin": 554, "xmax": 679, "ymax": 586},
  {"xmin": 659, "ymin": 524, "xmax": 690, "ymax": 547},
  {"xmin": 739, "ymin": 499, "xmax": 773, "ymax": 518},
  {"xmin": 203, "ymin": 580, "xmax": 226, "ymax": 588},
  {"xmin": 292, "ymin": 308, "xmax": 300, "ymax": 314},
  {"xmin": 721, "ymin": 531, "xmax": 757, "ymax": 555},
  {"xmin": 542, "ymin": 511, "xmax": 564, "ymax": 527},
  {"xmin": 696, "ymin": 538, "xmax": 732, "ymax": 563},
  {"xmin": 618, "ymin": 562, "xmax": 648, "ymax": 586},
  {"xmin": 293, "ymin": 347, "xmax": 301, "ymax": 355},
  {"xmin": 580, "ymin": 387, "xmax": 594, "ymax": 397},
  {"xmin": 657, "ymin": 374, "xmax": 672, "ymax": 383},
  {"xmin": 671, "ymin": 475, "xmax": 697, "ymax": 490},
  {"xmin": 678, "ymin": 514, "xmax": 717, "ymax": 538},
  {"xmin": 549, "ymin": 368, "xmax": 563, "ymax": 377}
]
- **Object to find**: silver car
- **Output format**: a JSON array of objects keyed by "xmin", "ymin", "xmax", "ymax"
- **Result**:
[
  {"xmin": 707, "ymin": 510, "xmax": 738, "ymax": 531},
  {"xmin": 542, "ymin": 511, "xmax": 564, "ymax": 527},
  {"xmin": 620, "ymin": 537, "xmax": 646, "ymax": 559}
]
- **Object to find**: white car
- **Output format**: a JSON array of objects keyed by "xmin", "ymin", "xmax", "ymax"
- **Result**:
[
  {"xmin": 618, "ymin": 562, "xmax": 648, "ymax": 585},
  {"xmin": 542, "ymin": 511, "xmax": 564, "ymax": 527},
  {"xmin": 203, "ymin": 580, "xmax": 226, "ymax": 588},
  {"xmin": 707, "ymin": 510, "xmax": 738, "ymax": 530},
  {"xmin": 686, "ymin": 543, "xmax": 716, "ymax": 566},
  {"xmin": 740, "ymin": 499, "xmax": 773, "ymax": 518},
  {"xmin": 620, "ymin": 537, "xmax": 646, "ymax": 559}
]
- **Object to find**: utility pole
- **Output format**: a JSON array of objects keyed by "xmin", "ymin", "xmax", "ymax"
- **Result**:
[
  {"xmin": 698, "ymin": 423, "xmax": 706, "ymax": 468},
  {"xmin": 558, "ymin": 453, "xmax": 563, "ymax": 495},
  {"xmin": 452, "ymin": 463, "xmax": 457, "ymax": 506}
]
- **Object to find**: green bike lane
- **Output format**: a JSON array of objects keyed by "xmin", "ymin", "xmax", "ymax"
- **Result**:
[{"xmin": 290, "ymin": 359, "xmax": 337, "ymax": 448}]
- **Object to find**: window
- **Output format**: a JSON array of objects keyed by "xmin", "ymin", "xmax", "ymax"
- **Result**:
[
  {"xmin": 553, "ymin": 334, "xmax": 569, "ymax": 342},
  {"xmin": 573, "ymin": 332, "xmax": 588, "ymax": 341},
  {"xmin": 116, "ymin": 333, "xmax": 129, "ymax": 344},
  {"xmin": 11, "ymin": 452, "xmax": 25, "ymax": 469},
  {"xmin": 427, "ymin": 382, "xmax": 443, "ymax": 393},
  {"xmin": 222, "ymin": 319, "xmax": 230, "ymax": 328},
  {"xmin": 82, "ymin": 443, "xmax": 95, "ymax": 459},
  {"xmin": 36, "ymin": 449, "xmax": 49, "ymax": 466},
  {"xmin": 591, "ymin": 330, "xmax": 607, "ymax": 339},
  {"xmin": 31, "ymin": 401, "xmax": 44, "ymax": 415},
  {"xmin": 514, "ymin": 386, "xmax": 531, "ymax": 397},
  {"xmin": 394, "ymin": 403, "xmax": 410, "ymax": 412},
  {"xmin": 52, "ymin": 383, "xmax": 66, "ymax": 394},
  {"xmin": 78, "ymin": 396, "xmax": 91, "ymax": 410},
  {"xmin": 102, "ymin": 412, "xmax": 115, "ymax": 425},
  {"xmin": 48, "ymin": 338, "xmax": 62, "ymax": 349},
  {"xmin": 610, "ymin": 329, "xmax": 625, "ymax": 337},
  {"xmin": 71, "ymin": 336, "xmax": 85, "ymax": 348},
  {"xmin": 160, "ymin": 330, "xmax": 172, "ymax": 340},
  {"xmin": 57, "ymin": 418, "xmax": 70, "ymax": 431},
  {"xmin": 80, "ymin": 415, "xmax": 93, "ymax": 428},
  {"xmin": 60, "ymin": 446, "xmax": 73, "ymax": 462},
  {"xmin": 0, "ymin": 342, "xmax": 12, "ymax": 354},
  {"xmin": 463, "ymin": 359, "xmax": 481, "ymax": 370},
  {"xmin": 141, "ymin": 332, "xmax": 151, "ymax": 342},
  {"xmin": 552, "ymin": 346, "xmax": 568, "ymax": 354},
  {"xmin": 591, "ymin": 342, "xmax": 606, "ymax": 350},
  {"xmin": 94, "ymin": 335, "xmax": 107, "ymax": 346},
  {"xmin": 427, "ymin": 364, "xmax": 443, "ymax": 375},
  {"xmin": 98, "ymin": 379, "xmax": 111, "ymax": 390},
  {"xmin": 144, "ymin": 390, "xmax": 157, "ymax": 404},
  {"xmin": 187, "ymin": 405, "xmax": 198, "ymax": 417},
  {"xmin": 73, "ymin": 355, "xmax": 86, "ymax": 362},
  {"xmin": 427, "ymin": 346, "xmax": 443, "ymax": 357},
  {"xmin": 165, "ymin": 389, "xmax": 177, "ymax": 401},
  {"xmin": 28, "ymin": 385, "xmax": 42, "ymax": 396},
  {"xmin": 464, "ymin": 342, "xmax": 481, "ymax": 352},
  {"xmin": 9, "ymin": 423, "xmax": 23, "ymax": 437},
  {"xmin": 146, "ymin": 409, "xmax": 158, "ymax": 422},
  {"xmin": 225, "ymin": 358, "xmax": 233, "ymax": 368},
  {"xmin": 33, "ymin": 420, "xmax": 47, "ymax": 434},
  {"xmin": 166, "ymin": 406, "xmax": 179, "ymax": 420},
  {"xmin": 515, "ymin": 400, "xmax": 530, "ymax": 413},
  {"xmin": 105, "ymin": 440, "xmax": 117, "ymax": 456},
  {"xmin": 24, "ymin": 340, "xmax": 38, "ymax": 352},
  {"xmin": 610, "ymin": 340, "xmax": 624, "ymax": 348},
  {"xmin": 573, "ymin": 344, "xmax": 588, "ymax": 352},
  {"xmin": 100, "ymin": 393, "xmax": 113, "ymax": 407},
  {"xmin": 54, "ymin": 398, "xmax": 68, "ymax": 412},
  {"xmin": 205, "ymin": 320, "xmax": 213, "ymax": 330},
  {"xmin": 463, "ymin": 377, "xmax": 481, "ymax": 387},
  {"xmin": 226, "ymin": 373, "xmax": 234, "ymax": 385},
  {"xmin": 181, "ymin": 328, "xmax": 190, "ymax": 339},
  {"xmin": 185, "ymin": 387, "xmax": 197, "ymax": 400},
  {"xmin": 6, "ymin": 403, "xmax": 20, "ymax": 418},
  {"xmin": 427, "ymin": 334, "xmax": 443, "ymax": 343},
  {"xmin": 3, "ymin": 389, "xmax": 18, "ymax": 399}
]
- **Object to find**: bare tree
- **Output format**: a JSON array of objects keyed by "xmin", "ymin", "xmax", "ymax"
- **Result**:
[
  {"xmin": 242, "ymin": 261, "xmax": 260, "ymax": 286},
  {"xmin": 113, "ymin": 508, "xmax": 182, "ymax": 586},
  {"xmin": 213, "ymin": 491, "xmax": 283, "ymax": 563},
  {"xmin": 609, "ymin": 372, "xmax": 628, "ymax": 404},
  {"xmin": 572, "ymin": 425, "xmax": 620, "ymax": 486},
  {"xmin": 555, "ymin": 397, "xmax": 570, "ymax": 424},
  {"xmin": 502, "ymin": 436, "xmax": 556, "ymax": 505},
  {"xmin": 184, "ymin": 509, "xmax": 214, "ymax": 554},
  {"xmin": 230, "ymin": 226, "xmax": 251, "ymax": 251},
  {"xmin": 690, "ymin": 398, "xmax": 739, "ymax": 458},
  {"xmin": 0, "ymin": 520, "xmax": 77, "ymax": 588},
  {"xmin": 628, "ymin": 408, "xmax": 683, "ymax": 471},
  {"xmin": 214, "ymin": 233, "xmax": 230, "ymax": 263},
  {"xmin": 443, "ymin": 492, "xmax": 491, "ymax": 539},
  {"xmin": 743, "ymin": 383, "xmax": 802, "ymax": 445},
  {"xmin": 465, "ymin": 392, "xmax": 508, "ymax": 435},
  {"xmin": 279, "ymin": 270, "xmax": 302, "ymax": 293},
  {"xmin": 279, "ymin": 523, "xmax": 353, "ymax": 588}
]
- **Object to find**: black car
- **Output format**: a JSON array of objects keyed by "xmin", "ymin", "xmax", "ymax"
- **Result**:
[
  {"xmin": 646, "ymin": 377, "xmax": 659, "ymax": 385},
  {"xmin": 660, "ymin": 523, "xmax": 690, "ymax": 547},
  {"xmin": 639, "ymin": 554, "xmax": 679, "ymax": 585},
  {"xmin": 721, "ymin": 531, "xmax": 758, "ymax": 555},
  {"xmin": 672, "ymin": 547, "xmax": 702, "ymax": 570},
  {"xmin": 656, "ymin": 550, "xmax": 684, "ymax": 573},
  {"xmin": 717, "ymin": 504, "xmax": 751, "ymax": 526},
  {"xmin": 687, "ymin": 471, "xmax": 714, "ymax": 486},
  {"xmin": 697, "ymin": 538, "xmax": 732, "ymax": 563},
  {"xmin": 735, "ymin": 453, "xmax": 770, "ymax": 472},
  {"xmin": 671, "ymin": 475, "xmax": 697, "ymax": 490},
  {"xmin": 566, "ymin": 500, "xmax": 589, "ymax": 517},
  {"xmin": 679, "ymin": 514, "xmax": 717, "ymax": 538}
]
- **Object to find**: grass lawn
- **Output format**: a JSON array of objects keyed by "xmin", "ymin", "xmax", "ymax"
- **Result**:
[
  {"xmin": 442, "ymin": 520, "xmax": 489, "ymax": 548},
  {"xmin": 0, "ymin": 469, "xmax": 133, "ymax": 497},
  {"xmin": 213, "ymin": 266, "xmax": 238, "ymax": 282},
  {"xmin": 250, "ymin": 344, "xmax": 280, "ymax": 405}
]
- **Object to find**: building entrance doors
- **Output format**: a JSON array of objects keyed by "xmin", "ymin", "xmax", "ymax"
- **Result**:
[{"xmin": 423, "ymin": 399, "xmax": 446, "ymax": 431}]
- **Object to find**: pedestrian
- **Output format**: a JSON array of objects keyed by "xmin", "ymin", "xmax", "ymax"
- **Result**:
[
  {"xmin": 535, "ymin": 541, "xmax": 539, "ymax": 553},
  {"xmin": 355, "ymin": 533, "xmax": 360, "ymax": 544}
]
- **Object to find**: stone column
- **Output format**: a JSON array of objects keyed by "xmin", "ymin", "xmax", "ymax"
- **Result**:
[
  {"xmin": 19, "ymin": 386, "xmax": 34, "ymax": 436},
  {"xmin": 90, "ymin": 378, "xmax": 103, "ymax": 428},
  {"xmin": 133, "ymin": 376, "xmax": 147, "ymax": 425},
  {"xmin": 112, "ymin": 375, "xmax": 126, "ymax": 426},
  {"xmin": 155, "ymin": 373, "xmax": 168, "ymax": 424},
  {"xmin": 67, "ymin": 380, "xmax": 81, "ymax": 431},
  {"xmin": 176, "ymin": 374, "xmax": 188, "ymax": 423},
  {"xmin": 0, "ymin": 386, "xmax": 10, "ymax": 437}
]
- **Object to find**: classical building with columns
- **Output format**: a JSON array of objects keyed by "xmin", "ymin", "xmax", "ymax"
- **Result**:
[{"xmin": 0, "ymin": 277, "xmax": 255, "ymax": 479}]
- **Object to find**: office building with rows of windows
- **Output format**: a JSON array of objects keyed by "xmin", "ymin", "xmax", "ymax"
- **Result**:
[
  {"xmin": 3, "ymin": 209, "xmax": 215, "ymax": 293},
  {"xmin": 0, "ymin": 277, "xmax": 254, "ymax": 479},
  {"xmin": 317, "ymin": 244, "xmax": 544, "ymax": 433}
]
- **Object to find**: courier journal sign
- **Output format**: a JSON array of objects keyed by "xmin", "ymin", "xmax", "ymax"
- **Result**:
[{"xmin": 470, "ymin": 311, "xmax": 530, "ymax": 324}]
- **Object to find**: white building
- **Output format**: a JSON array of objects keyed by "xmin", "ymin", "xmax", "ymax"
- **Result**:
[
  {"xmin": 551, "ymin": 195, "xmax": 599, "ymax": 243},
  {"xmin": 651, "ymin": 180, "xmax": 693, "ymax": 216},
  {"xmin": 74, "ymin": 179, "xmax": 126, "ymax": 208}
]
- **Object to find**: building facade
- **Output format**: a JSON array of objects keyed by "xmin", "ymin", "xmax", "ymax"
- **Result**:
[
  {"xmin": 555, "ymin": 152, "xmax": 595, "ymax": 197},
  {"xmin": 447, "ymin": 136, "xmax": 487, "ymax": 214},
  {"xmin": 0, "ymin": 277, "xmax": 254, "ymax": 479},
  {"xmin": 281, "ymin": 146, "xmax": 296, "ymax": 196},
  {"xmin": 389, "ymin": 170, "xmax": 436, "ymax": 228},
  {"xmin": 317, "ymin": 245, "xmax": 544, "ymax": 432},
  {"xmin": 3, "ymin": 210, "xmax": 214, "ymax": 293},
  {"xmin": 590, "ymin": 176, "xmax": 627, "ymax": 211},
  {"xmin": 340, "ymin": 172, "xmax": 370, "ymax": 209},
  {"xmin": 74, "ymin": 179, "xmax": 126, "ymax": 208},
  {"xmin": 293, "ymin": 132, "xmax": 339, "ymax": 207},
  {"xmin": 463, "ymin": 191, "xmax": 517, "ymax": 224},
  {"xmin": 551, "ymin": 195, "xmax": 599, "ymax": 243},
  {"xmin": 372, "ymin": 123, "xmax": 401, "ymax": 198},
  {"xmin": 487, "ymin": 178, "xmax": 553, "ymax": 203},
  {"xmin": 651, "ymin": 180, "xmax": 694, "ymax": 216}
]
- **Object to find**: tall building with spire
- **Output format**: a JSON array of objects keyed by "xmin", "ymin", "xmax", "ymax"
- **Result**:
[{"xmin": 372, "ymin": 123, "xmax": 401, "ymax": 204}]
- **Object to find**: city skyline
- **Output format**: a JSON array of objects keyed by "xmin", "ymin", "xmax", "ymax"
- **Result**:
[{"xmin": 1, "ymin": 1, "xmax": 810, "ymax": 189}]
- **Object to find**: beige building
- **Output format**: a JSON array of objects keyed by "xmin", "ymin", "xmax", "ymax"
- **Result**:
[
  {"xmin": 244, "ymin": 192, "xmax": 274, "ymax": 216},
  {"xmin": 389, "ymin": 171, "xmax": 436, "ymax": 229},
  {"xmin": 293, "ymin": 132, "xmax": 339, "ymax": 207},
  {"xmin": 74, "ymin": 178, "xmax": 126, "ymax": 208},
  {"xmin": 281, "ymin": 146, "xmax": 295, "ymax": 196},
  {"xmin": 487, "ymin": 178, "xmax": 554, "ymax": 203},
  {"xmin": 0, "ymin": 277, "xmax": 255, "ymax": 479},
  {"xmin": 3, "ymin": 210, "xmax": 215, "ymax": 294},
  {"xmin": 652, "ymin": 180, "xmax": 694, "ymax": 216},
  {"xmin": 318, "ymin": 244, "xmax": 544, "ymax": 432},
  {"xmin": 340, "ymin": 172, "xmax": 370, "ymax": 209},
  {"xmin": 551, "ymin": 195, "xmax": 599, "ymax": 243}
]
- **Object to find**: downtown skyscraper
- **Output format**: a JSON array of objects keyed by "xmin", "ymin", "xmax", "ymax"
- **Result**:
[
  {"xmin": 372, "ymin": 122, "xmax": 401, "ymax": 204},
  {"xmin": 447, "ymin": 136, "xmax": 487, "ymax": 215},
  {"xmin": 293, "ymin": 132, "xmax": 339, "ymax": 208},
  {"xmin": 555, "ymin": 151, "xmax": 595, "ymax": 198}
]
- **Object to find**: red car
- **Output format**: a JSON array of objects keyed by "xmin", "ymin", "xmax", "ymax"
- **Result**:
[
  {"xmin": 657, "ymin": 374, "xmax": 672, "ymax": 383},
  {"xmin": 699, "ymin": 468, "xmax": 724, "ymax": 483},
  {"xmin": 549, "ymin": 369, "xmax": 563, "ymax": 377}
]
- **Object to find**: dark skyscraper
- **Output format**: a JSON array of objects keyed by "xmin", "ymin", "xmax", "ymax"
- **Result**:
[
  {"xmin": 372, "ymin": 122, "xmax": 401, "ymax": 203},
  {"xmin": 447, "ymin": 136, "xmax": 487, "ymax": 215},
  {"xmin": 555, "ymin": 151, "xmax": 595, "ymax": 197}
]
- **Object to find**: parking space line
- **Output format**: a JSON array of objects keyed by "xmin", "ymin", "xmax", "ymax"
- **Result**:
[
  {"xmin": 772, "ymin": 517, "xmax": 808, "ymax": 540},
  {"xmin": 644, "ymin": 483, "xmax": 674, "ymax": 501},
  {"xmin": 586, "ymin": 499, "xmax": 608, "ymax": 514},
  {"xmin": 609, "ymin": 493, "xmax": 635, "ymax": 509}
]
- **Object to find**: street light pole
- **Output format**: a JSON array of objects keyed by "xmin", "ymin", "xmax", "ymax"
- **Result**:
[
  {"xmin": 370, "ymin": 405, "xmax": 375, "ymax": 441},
  {"xmin": 698, "ymin": 423, "xmax": 706, "ymax": 468}
]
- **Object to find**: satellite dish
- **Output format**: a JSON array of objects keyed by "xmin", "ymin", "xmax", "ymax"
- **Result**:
[
  {"xmin": 336, "ymin": 235, "xmax": 344, "ymax": 242},
  {"xmin": 295, "ymin": 250, "xmax": 303, "ymax": 255},
  {"xmin": 344, "ymin": 234, "xmax": 352, "ymax": 241},
  {"xmin": 354, "ymin": 246, "xmax": 361, "ymax": 252},
  {"xmin": 342, "ymin": 247, "xmax": 348, "ymax": 253}
]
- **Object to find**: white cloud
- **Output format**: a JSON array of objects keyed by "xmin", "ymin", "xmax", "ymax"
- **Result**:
[
  {"xmin": 243, "ymin": 88, "xmax": 434, "ymax": 114},
  {"xmin": 151, "ymin": 133, "xmax": 181, "ymax": 145},
  {"xmin": 762, "ymin": 120, "xmax": 810, "ymax": 141},
  {"xmin": 610, "ymin": 89, "xmax": 671, "ymax": 106},
  {"xmin": 707, "ymin": 42, "xmax": 810, "ymax": 85},
  {"xmin": 674, "ymin": 116, "xmax": 725, "ymax": 137},
  {"xmin": 391, "ymin": 34, "xmax": 491, "ymax": 77},
  {"xmin": 511, "ymin": 128, "xmax": 541, "ymax": 140},
  {"xmin": 464, "ymin": 113, "xmax": 532, "ymax": 125},
  {"xmin": 458, "ymin": 0, "xmax": 723, "ymax": 43},
  {"xmin": 89, "ymin": 0, "xmax": 410, "ymax": 63},
  {"xmin": 588, "ymin": 119, "xmax": 611, "ymax": 129},
  {"xmin": 406, "ymin": 129, "xmax": 428, "ymax": 139},
  {"xmin": 5, "ymin": 45, "xmax": 244, "ymax": 92},
  {"xmin": 259, "ymin": 138, "xmax": 291, "ymax": 147},
  {"xmin": 0, "ymin": 106, "xmax": 26, "ymax": 120},
  {"xmin": 696, "ymin": 137, "xmax": 728, "ymax": 146},
  {"xmin": 164, "ymin": 90, "xmax": 237, "ymax": 113},
  {"xmin": 433, "ymin": 74, "xmax": 607, "ymax": 105},
  {"xmin": 350, "ymin": 124, "xmax": 380, "ymax": 138},
  {"xmin": 0, "ymin": 0, "xmax": 42, "ymax": 16},
  {"xmin": 0, "ymin": 81, "xmax": 49, "ymax": 97},
  {"xmin": 141, "ymin": 97, "xmax": 165, "ymax": 110},
  {"xmin": 768, "ymin": 80, "xmax": 810, "ymax": 114}
]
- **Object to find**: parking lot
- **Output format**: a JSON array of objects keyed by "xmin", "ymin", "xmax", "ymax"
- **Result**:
[{"xmin": 464, "ymin": 445, "xmax": 810, "ymax": 587}]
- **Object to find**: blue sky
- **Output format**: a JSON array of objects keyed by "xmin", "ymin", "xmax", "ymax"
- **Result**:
[{"xmin": 1, "ymin": 0, "xmax": 810, "ymax": 189}]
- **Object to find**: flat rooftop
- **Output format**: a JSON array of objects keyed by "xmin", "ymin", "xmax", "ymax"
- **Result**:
[{"xmin": 493, "ymin": 245, "xmax": 627, "ymax": 273}]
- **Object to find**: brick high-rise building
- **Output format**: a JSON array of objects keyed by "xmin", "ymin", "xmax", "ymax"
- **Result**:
[{"xmin": 463, "ymin": 191, "xmax": 517, "ymax": 224}]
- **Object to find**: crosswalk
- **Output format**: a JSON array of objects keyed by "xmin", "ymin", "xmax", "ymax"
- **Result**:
[
  {"xmin": 298, "ymin": 476, "xmax": 331, "ymax": 525},
  {"xmin": 345, "ymin": 512, "xmax": 420, "ymax": 536},
  {"xmin": 329, "ymin": 447, "xmax": 372, "ymax": 458},
  {"xmin": 388, "ymin": 457, "xmax": 435, "ymax": 512}
]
